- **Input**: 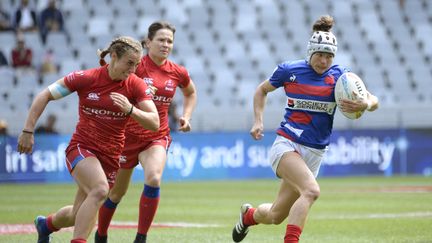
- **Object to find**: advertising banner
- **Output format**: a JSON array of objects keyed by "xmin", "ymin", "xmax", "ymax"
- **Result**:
[{"xmin": 0, "ymin": 129, "xmax": 431, "ymax": 183}]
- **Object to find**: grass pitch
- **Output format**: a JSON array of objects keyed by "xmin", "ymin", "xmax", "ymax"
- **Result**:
[{"xmin": 0, "ymin": 176, "xmax": 431, "ymax": 242}]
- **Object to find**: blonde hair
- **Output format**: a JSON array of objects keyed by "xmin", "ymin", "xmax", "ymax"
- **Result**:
[{"xmin": 98, "ymin": 36, "xmax": 143, "ymax": 66}]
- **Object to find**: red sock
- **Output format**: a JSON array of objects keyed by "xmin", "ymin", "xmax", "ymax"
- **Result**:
[
  {"xmin": 243, "ymin": 208, "xmax": 257, "ymax": 226},
  {"xmin": 284, "ymin": 224, "xmax": 302, "ymax": 243},
  {"xmin": 71, "ymin": 239, "xmax": 86, "ymax": 243},
  {"xmin": 46, "ymin": 215, "xmax": 59, "ymax": 232},
  {"xmin": 97, "ymin": 198, "xmax": 118, "ymax": 236},
  {"xmin": 137, "ymin": 185, "xmax": 160, "ymax": 235}
]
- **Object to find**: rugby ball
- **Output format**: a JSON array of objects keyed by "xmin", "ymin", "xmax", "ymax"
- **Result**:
[{"xmin": 335, "ymin": 72, "xmax": 367, "ymax": 120}]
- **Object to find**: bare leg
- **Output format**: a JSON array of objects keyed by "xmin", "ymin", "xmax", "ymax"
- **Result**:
[
  {"xmin": 72, "ymin": 157, "xmax": 110, "ymax": 239},
  {"xmin": 254, "ymin": 151, "xmax": 319, "ymax": 228}
]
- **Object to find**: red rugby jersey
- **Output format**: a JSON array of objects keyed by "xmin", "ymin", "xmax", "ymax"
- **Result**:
[
  {"xmin": 63, "ymin": 65, "xmax": 152, "ymax": 161},
  {"xmin": 125, "ymin": 55, "xmax": 191, "ymax": 139}
]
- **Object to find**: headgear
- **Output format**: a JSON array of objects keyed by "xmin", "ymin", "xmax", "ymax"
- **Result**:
[{"xmin": 306, "ymin": 31, "xmax": 337, "ymax": 62}]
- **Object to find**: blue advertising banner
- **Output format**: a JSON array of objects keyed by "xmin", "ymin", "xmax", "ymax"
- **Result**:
[{"xmin": 0, "ymin": 129, "xmax": 431, "ymax": 184}]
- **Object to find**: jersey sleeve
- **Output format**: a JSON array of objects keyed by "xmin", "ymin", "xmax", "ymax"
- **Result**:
[
  {"xmin": 269, "ymin": 62, "xmax": 291, "ymax": 88},
  {"xmin": 178, "ymin": 66, "xmax": 191, "ymax": 88},
  {"xmin": 64, "ymin": 70, "xmax": 93, "ymax": 92}
]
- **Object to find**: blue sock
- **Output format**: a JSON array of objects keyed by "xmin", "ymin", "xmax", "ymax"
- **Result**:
[
  {"xmin": 143, "ymin": 184, "xmax": 160, "ymax": 198},
  {"xmin": 103, "ymin": 197, "xmax": 118, "ymax": 209},
  {"xmin": 38, "ymin": 217, "xmax": 51, "ymax": 235}
]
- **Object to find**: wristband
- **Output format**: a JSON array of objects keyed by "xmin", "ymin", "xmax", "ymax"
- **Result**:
[
  {"xmin": 22, "ymin": 130, "xmax": 33, "ymax": 134},
  {"xmin": 127, "ymin": 105, "xmax": 134, "ymax": 116}
]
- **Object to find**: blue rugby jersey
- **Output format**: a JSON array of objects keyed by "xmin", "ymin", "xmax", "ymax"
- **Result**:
[{"xmin": 269, "ymin": 60, "xmax": 347, "ymax": 149}]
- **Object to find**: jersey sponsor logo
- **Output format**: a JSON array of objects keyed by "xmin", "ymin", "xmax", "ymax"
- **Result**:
[
  {"xmin": 86, "ymin": 92, "xmax": 100, "ymax": 101},
  {"xmin": 286, "ymin": 96, "xmax": 336, "ymax": 114},
  {"xmin": 165, "ymin": 79, "xmax": 175, "ymax": 91},
  {"xmin": 153, "ymin": 95, "xmax": 172, "ymax": 103},
  {"xmin": 82, "ymin": 106, "xmax": 128, "ymax": 117}
]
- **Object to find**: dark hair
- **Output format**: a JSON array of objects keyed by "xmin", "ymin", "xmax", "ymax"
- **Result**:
[
  {"xmin": 141, "ymin": 21, "xmax": 176, "ymax": 48},
  {"xmin": 312, "ymin": 15, "xmax": 334, "ymax": 32},
  {"xmin": 98, "ymin": 36, "xmax": 142, "ymax": 66}
]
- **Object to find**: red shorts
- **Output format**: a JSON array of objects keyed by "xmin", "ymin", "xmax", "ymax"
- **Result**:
[
  {"xmin": 65, "ymin": 143, "xmax": 119, "ymax": 186},
  {"xmin": 120, "ymin": 135, "xmax": 172, "ymax": 169}
]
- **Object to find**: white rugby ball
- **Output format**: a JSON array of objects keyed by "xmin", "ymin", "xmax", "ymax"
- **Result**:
[{"xmin": 334, "ymin": 72, "xmax": 367, "ymax": 120}]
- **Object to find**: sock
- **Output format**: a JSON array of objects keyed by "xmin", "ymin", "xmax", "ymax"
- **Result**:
[
  {"xmin": 39, "ymin": 215, "xmax": 58, "ymax": 235},
  {"xmin": 46, "ymin": 215, "xmax": 60, "ymax": 233},
  {"xmin": 70, "ymin": 239, "xmax": 86, "ymax": 243},
  {"xmin": 137, "ymin": 184, "xmax": 160, "ymax": 235},
  {"xmin": 243, "ymin": 208, "xmax": 258, "ymax": 226},
  {"xmin": 97, "ymin": 198, "xmax": 118, "ymax": 236},
  {"xmin": 284, "ymin": 224, "xmax": 302, "ymax": 243}
]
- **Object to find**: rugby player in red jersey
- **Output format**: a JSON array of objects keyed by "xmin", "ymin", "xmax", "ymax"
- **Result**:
[
  {"xmin": 17, "ymin": 36, "xmax": 160, "ymax": 243},
  {"xmin": 95, "ymin": 21, "xmax": 197, "ymax": 243}
]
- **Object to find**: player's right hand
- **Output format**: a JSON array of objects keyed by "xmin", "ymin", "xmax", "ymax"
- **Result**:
[
  {"xmin": 250, "ymin": 123, "xmax": 264, "ymax": 140},
  {"xmin": 17, "ymin": 132, "xmax": 34, "ymax": 154}
]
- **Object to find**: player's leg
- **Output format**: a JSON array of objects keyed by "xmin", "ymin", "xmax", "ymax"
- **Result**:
[
  {"xmin": 232, "ymin": 153, "xmax": 300, "ymax": 242},
  {"xmin": 254, "ymin": 178, "xmax": 299, "ymax": 224},
  {"xmin": 134, "ymin": 145, "xmax": 167, "ymax": 243},
  {"xmin": 72, "ymin": 156, "xmax": 110, "ymax": 241},
  {"xmin": 96, "ymin": 168, "xmax": 134, "ymax": 242},
  {"xmin": 276, "ymin": 151, "xmax": 320, "ymax": 243}
]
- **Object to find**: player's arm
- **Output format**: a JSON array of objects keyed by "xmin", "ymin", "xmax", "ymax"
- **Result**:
[
  {"xmin": 340, "ymin": 90, "xmax": 379, "ymax": 113},
  {"xmin": 18, "ymin": 78, "xmax": 72, "ymax": 154},
  {"xmin": 178, "ymin": 80, "xmax": 197, "ymax": 132},
  {"xmin": 110, "ymin": 92, "xmax": 160, "ymax": 131},
  {"xmin": 251, "ymin": 80, "xmax": 277, "ymax": 140}
]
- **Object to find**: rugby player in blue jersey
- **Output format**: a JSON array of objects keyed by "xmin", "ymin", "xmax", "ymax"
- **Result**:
[{"xmin": 232, "ymin": 15, "xmax": 379, "ymax": 243}]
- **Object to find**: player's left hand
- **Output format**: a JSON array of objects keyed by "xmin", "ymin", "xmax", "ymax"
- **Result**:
[
  {"xmin": 338, "ymin": 91, "xmax": 368, "ymax": 113},
  {"xmin": 178, "ymin": 117, "xmax": 191, "ymax": 132}
]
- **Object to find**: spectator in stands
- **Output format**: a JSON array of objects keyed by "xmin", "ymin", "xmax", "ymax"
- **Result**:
[
  {"xmin": 11, "ymin": 34, "xmax": 33, "ymax": 68},
  {"xmin": 40, "ymin": 48, "xmax": 58, "ymax": 75},
  {"xmin": 0, "ymin": 49, "xmax": 8, "ymax": 66},
  {"xmin": 231, "ymin": 15, "xmax": 379, "ymax": 243},
  {"xmin": 35, "ymin": 113, "xmax": 58, "ymax": 134},
  {"xmin": 39, "ymin": 0, "xmax": 65, "ymax": 44},
  {"xmin": 13, "ymin": 0, "xmax": 38, "ymax": 32},
  {"xmin": 0, "ymin": 2, "xmax": 13, "ymax": 31},
  {"xmin": 95, "ymin": 21, "xmax": 197, "ymax": 243},
  {"xmin": 0, "ymin": 119, "xmax": 8, "ymax": 135},
  {"xmin": 17, "ymin": 36, "xmax": 159, "ymax": 243}
]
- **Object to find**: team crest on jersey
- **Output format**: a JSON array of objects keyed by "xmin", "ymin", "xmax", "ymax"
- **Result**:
[
  {"xmin": 87, "ymin": 92, "xmax": 100, "ymax": 101},
  {"xmin": 143, "ymin": 77, "xmax": 154, "ymax": 85},
  {"xmin": 324, "ymin": 75, "xmax": 335, "ymax": 85},
  {"xmin": 165, "ymin": 79, "xmax": 175, "ymax": 91},
  {"xmin": 119, "ymin": 155, "xmax": 127, "ymax": 163}
]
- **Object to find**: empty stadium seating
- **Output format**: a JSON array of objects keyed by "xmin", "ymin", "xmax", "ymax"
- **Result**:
[{"xmin": 1, "ymin": 0, "xmax": 431, "ymax": 135}]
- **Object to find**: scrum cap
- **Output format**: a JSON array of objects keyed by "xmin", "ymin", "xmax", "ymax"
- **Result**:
[{"xmin": 306, "ymin": 31, "xmax": 337, "ymax": 62}]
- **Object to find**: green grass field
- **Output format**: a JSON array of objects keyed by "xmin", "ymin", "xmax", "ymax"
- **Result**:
[{"xmin": 0, "ymin": 176, "xmax": 431, "ymax": 242}]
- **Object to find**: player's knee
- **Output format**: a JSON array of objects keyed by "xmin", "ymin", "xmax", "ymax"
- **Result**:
[
  {"xmin": 109, "ymin": 189, "xmax": 127, "ymax": 202},
  {"xmin": 303, "ymin": 186, "xmax": 320, "ymax": 202},
  {"xmin": 146, "ymin": 173, "xmax": 162, "ymax": 187},
  {"xmin": 90, "ymin": 183, "xmax": 110, "ymax": 203}
]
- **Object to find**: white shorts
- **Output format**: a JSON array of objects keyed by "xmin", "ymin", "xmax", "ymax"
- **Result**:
[{"xmin": 269, "ymin": 135, "xmax": 328, "ymax": 178}]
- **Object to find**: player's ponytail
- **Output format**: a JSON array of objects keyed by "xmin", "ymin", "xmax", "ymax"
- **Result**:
[{"xmin": 97, "ymin": 48, "xmax": 110, "ymax": 66}]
